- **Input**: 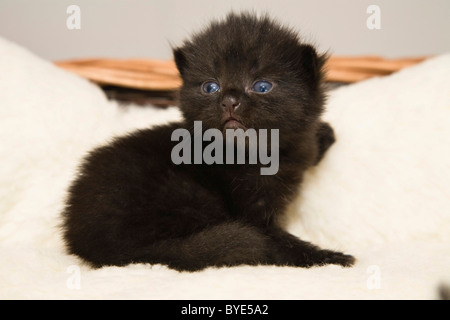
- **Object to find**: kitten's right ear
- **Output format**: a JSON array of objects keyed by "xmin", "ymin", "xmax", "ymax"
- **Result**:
[{"xmin": 173, "ymin": 48, "xmax": 187, "ymax": 77}]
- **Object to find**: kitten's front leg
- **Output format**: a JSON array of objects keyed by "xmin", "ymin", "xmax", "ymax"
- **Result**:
[
  {"xmin": 266, "ymin": 227, "xmax": 355, "ymax": 268},
  {"xmin": 315, "ymin": 122, "xmax": 336, "ymax": 165}
]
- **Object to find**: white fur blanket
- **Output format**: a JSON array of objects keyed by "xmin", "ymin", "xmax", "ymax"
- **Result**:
[{"xmin": 1, "ymin": 36, "xmax": 449, "ymax": 300}]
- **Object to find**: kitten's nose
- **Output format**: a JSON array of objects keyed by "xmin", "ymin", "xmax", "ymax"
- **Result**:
[{"xmin": 221, "ymin": 95, "xmax": 240, "ymax": 112}]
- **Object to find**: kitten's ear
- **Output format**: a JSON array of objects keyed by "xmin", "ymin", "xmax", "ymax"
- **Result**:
[
  {"xmin": 298, "ymin": 44, "xmax": 326, "ymax": 85},
  {"xmin": 173, "ymin": 47, "xmax": 188, "ymax": 77}
]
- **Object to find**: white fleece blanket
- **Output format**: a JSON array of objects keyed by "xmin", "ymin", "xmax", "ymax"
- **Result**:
[{"xmin": 1, "ymin": 36, "xmax": 449, "ymax": 300}]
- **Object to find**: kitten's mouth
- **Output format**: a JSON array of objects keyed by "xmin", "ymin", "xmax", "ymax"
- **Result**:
[{"xmin": 223, "ymin": 117, "xmax": 246, "ymax": 131}]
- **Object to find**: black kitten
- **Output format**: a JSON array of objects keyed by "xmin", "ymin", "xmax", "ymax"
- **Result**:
[{"xmin": 61, "ymin": 13, "xmax": 355, "ymax": 271}]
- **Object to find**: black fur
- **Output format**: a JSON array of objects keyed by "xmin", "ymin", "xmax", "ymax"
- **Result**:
[{"xmin": 61, "ymin": 13, "xmax": 355, "ymax": 271}]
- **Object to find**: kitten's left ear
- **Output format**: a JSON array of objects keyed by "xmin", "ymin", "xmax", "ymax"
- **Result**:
[
  {"xmin": 173, "ymin": 47, "xmax": 188, "ymax": 77},
  {"xmin": 298, "ymin": 44, "xmax": 326, "ymax": 85}
]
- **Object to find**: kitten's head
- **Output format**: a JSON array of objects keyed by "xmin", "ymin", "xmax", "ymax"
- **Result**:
[{"xmin": 173, "ymin": 13, "xmax": 326, "ymax": 135}]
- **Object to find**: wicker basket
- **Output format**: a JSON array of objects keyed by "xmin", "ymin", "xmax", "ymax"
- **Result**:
[{"xmin": 55, "ymin": 56, "xmax": 427, "ymax": 106}]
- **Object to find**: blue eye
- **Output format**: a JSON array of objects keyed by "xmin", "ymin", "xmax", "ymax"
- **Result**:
[
  {"xmin": 202, "ymin": 81, "xmax": 220, "ymax": 94},
  {"xmin": 252, "ymin": 80, "xmax": 273, "ymax": 93}
]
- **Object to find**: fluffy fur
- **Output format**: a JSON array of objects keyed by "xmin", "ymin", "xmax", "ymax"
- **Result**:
[{"xmin": 61, "ymin": 13, "xmax": 354, "ymax": 271}]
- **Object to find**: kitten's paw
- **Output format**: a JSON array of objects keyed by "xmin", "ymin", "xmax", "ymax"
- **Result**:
[
  {"xmin": 298, "ymin": 249, "xmax": 355, "ymax": 268},
  {"xmin": 315, "ymin": 122, "xmax": 336, "ymax": 164},
  {"xmin": 316, "ymin": 249, "xmax": 355, "ymax": 267}
]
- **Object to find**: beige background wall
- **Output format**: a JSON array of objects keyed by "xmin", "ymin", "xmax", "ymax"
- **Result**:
[{"xmin": 0, "ymin": 0, "xmax": 448, "ymax": 61}]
